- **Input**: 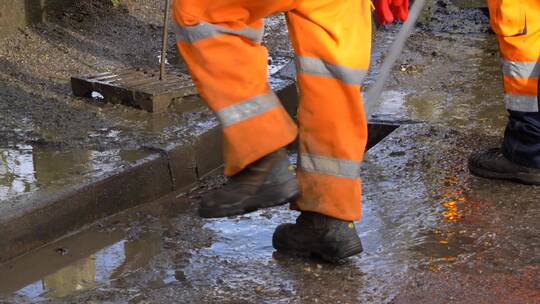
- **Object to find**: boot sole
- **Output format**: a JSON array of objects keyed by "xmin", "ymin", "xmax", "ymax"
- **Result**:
[
  {"xmin": 199, "ymin": 177, "xmax": 300, "ymax": 218},
  {"xmin": 469, "ymin": 164, "xmax": 540, "ymax": 186}
]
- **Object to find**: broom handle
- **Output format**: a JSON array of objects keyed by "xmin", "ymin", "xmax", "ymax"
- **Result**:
[
  {"xmin": 364, "ymin": 0, "xmax": 427, "ymax": 117},
  {"xmin": 160, "ymin": 0, "xmax": 172, "ymax": 80}
]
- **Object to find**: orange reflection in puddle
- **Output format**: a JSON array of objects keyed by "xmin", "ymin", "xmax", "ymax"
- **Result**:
[
  {"xmin": 441, "ymin": 200, "xmax": 463, "ymax": 223},
  {"xmin": 439, "ymin": 175, "xmax": 467, "ymax": 224}
]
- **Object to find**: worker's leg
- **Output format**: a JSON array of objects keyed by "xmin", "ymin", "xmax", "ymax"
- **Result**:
[
  {"xmin": 288, "ymin": 0, "xmax": 371, "ymax": 221},
  {"xmin": 499, "ymin": 6, "xmax": 540, "ymax": 169},
  {"xmin": 469, "ymin": 0, "xmax": 540, "ymax": 185},
  {"xmin": 273, "ymin": 0, "xmax": 371, "ymax": 261},
  {"xmin": 172, "ymin": 0, "xmax": 300, "ymax": 217}
]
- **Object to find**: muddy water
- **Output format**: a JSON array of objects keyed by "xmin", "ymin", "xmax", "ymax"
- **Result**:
[
  {"xmin": 0, "ymin": 146, "xmax": 150, "ymax": 202},
  {"xmin": 0, "ymin": 94, "xmax": 215, "ymax": 203},
  {"xmin": 369, "ymin": 31, "xmax": 506, "ymax": 136}
]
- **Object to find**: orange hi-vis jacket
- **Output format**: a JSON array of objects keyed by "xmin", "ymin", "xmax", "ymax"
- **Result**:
[
  {"xmin": 172, "ymin": 0, "xmax": 372, "ymax": 221},
  {"xmin": 489, "ymin": 0, "xmax": 540, "ymax": 112}
]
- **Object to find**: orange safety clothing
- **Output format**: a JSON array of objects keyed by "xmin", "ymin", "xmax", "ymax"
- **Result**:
[
  {"xmin": 172, "ymin": 0, "xmax": 372, "ymax": 221},
  {"xmin": 488, "ymin": 0, "xmax": 540, "ymax": 112}
]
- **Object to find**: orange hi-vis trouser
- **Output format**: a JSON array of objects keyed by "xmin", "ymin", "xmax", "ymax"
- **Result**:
[
  {"xmin": 488, "ymin": 0, "xmax": 540, "ymax": 112},
  {"xmin": 172, "ymin": 0, "xmax": 372, "ymax": 221}
]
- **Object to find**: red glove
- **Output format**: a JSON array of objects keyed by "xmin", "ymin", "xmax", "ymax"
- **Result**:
[{"xmin": 373, "ymin": 0, "xmax": 409, "ymax": 26}]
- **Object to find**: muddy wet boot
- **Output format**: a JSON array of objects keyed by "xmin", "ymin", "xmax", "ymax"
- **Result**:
[
  {"xmin": 199, "ymin": 149, "xmax": 299, "ymax": 218},
  {"xmin": 468, "ymin": 148, "xmax": 540, "ymax": 185},
  {"xmin": 272, "ymin": 212, "xmax": 363, "ymax": 262}
]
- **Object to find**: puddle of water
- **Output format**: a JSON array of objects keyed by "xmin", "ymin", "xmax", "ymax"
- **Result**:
[
  {"xmin": 0, "ymin": 194, "xmax": 186, "ymax": 302},
  {"xmin": 0, "ymin": 224, "xmax": 163, "ymax": 301},
  {"xmin": 111, "ymin": 94, "xmax": 218, "ymax": 138},
  {"xmin": 368, "ymin": 89, "xmax": 410, "ymax": 120},
  {"xmin": 0, "ymin": 146, "xmax": 151, "ymax": 202},
  {"xmin": 201, "ymin": 210, "xmax": 295, "ymax": 262},
  {"xmin": 367, "ymin": 30, "xmax": 507, "ymax": 137}
]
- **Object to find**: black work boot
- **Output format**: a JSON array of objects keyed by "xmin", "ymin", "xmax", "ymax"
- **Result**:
[
  {"xmin": 199, "ymin": 149, "xmax": 299, "ymax": 218},
  {"xmin": 272, "ymin": 212, "xmax": 363, "ymax": 262},
  {"xmin": 468, "ymin": 148, "xmax": 540, "ymax": 185}
]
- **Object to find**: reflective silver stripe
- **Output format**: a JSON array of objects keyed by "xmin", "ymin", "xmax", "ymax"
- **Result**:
[
  {"xmin": 296, "ymin": 56, "xmax": 367, "ymax": 85},
  {"xmin": 504, "ymin": 94, "xmax": 539, "ymax": 112},
  {"xmin": 502, "ymin": 60, "xmax": 540, "ymax": 79},
  {"xmin": 173, "ymin": 21, "xmax": 264, "ymax": 44},
  {"xmin": 217, "ymin": 92, "xmax": 281, "ymax": 127},
  {"xmin": 299, "ymin": 153, "xmax": 361, "ymax": 179}
]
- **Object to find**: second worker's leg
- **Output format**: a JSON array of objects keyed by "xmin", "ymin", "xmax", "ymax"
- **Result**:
[
  {"xmin": 273, "ymin": 0, "xmax": 372, "ymax": 261},
  {"xmin": 172, "ymin": 0, "xmax": 300, "ymax": 218},
  {"xmin": 469, "ymin": 0, "xmax": 540, "ymax": 185}
]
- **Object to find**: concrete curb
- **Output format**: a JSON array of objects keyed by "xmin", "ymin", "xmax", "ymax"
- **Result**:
[{"xmin": 0, "ymin": 67, "xmax": 299, "ymax": 263}]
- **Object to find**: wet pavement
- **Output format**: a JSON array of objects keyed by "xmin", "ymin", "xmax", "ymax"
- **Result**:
[
  {"xmin": 1, "ymin": 0, "xmax": 540, "ymax": 303},
  {"xmin": 1, "ymin": 120, "xmax": 539, "ymax": 303}
]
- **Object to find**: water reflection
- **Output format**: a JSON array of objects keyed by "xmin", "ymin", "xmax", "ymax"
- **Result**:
[
  {"xmin": 43, "ymin": 256, "xmax": 97, "ymax": 298},
  {"xmin": 0, "ymin": 146, "xmax": 150, "ymax": 201},
  {"xmin": 372, "ymin": 34, "xmax": 506, "ymax": 134},
  {"xmin": 0, "ymin": 145, "xmax": 38, "ymax": 199},
  {"xmin": 439, "ymin": 175, "xmax": 467, "ymax": 224},
  {"xmin": 370, "ymin": 90, "xmax": 409, "ymax": 118},
  {"xmin": 12, "ymin": 243, "xmax": 125, "ymax": 301},
  {"xmin": 1, "ymin": 229, "xmax": 162, "ymax": 301}
]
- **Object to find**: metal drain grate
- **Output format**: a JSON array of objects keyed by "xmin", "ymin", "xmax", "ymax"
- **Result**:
[{"xmin": 71, "ymin": 67, "xmax": 197, "ymax": 113}]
